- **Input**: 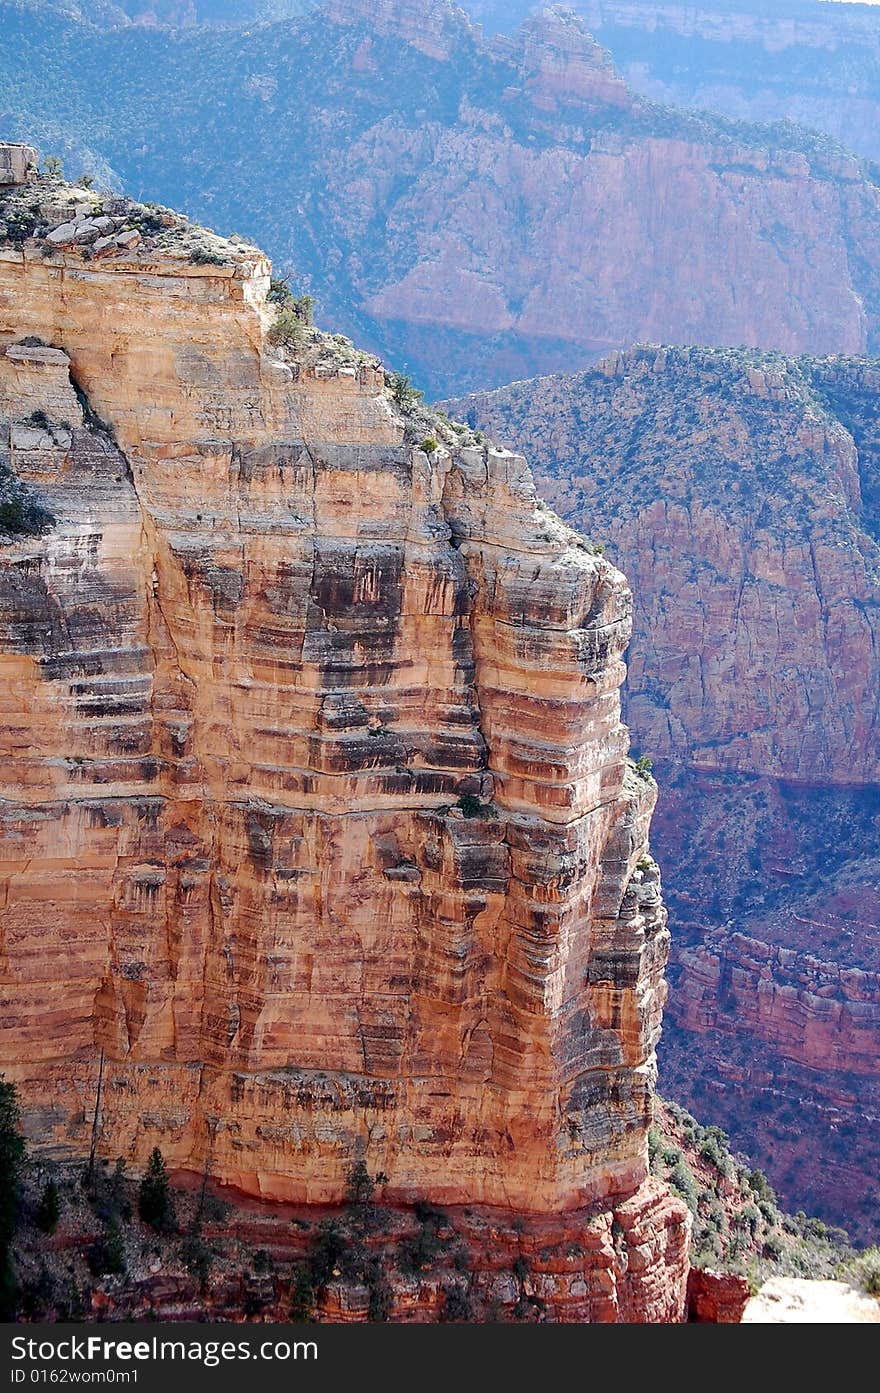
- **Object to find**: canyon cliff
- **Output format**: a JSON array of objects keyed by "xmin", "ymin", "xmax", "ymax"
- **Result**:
[
  {"xmin": 447, "ymin": 346, "xmax": 880, "ymax": 1243},
  {"xmin": 0, "ymin": 152, "xmax": 689, "ymax": 1320},
  {"xmin": 3, "ymin": 1, "xmax": 880, "ymax": 395}
]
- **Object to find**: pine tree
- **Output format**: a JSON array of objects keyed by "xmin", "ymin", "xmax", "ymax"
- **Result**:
[
  {"xmin": 0, "ymin": 1077, "xmax": 26, "ymax": 1318},
  {"xmin": 35, "ymin": 1180, "xmax": 62, "ymax": 1235},
  {"xmin": 101, "ymin": 1217, "xmax": 126, "ymax": 1275},
  {"xmin": 137, "ymin": 1147, "xmax": 174, "ymax": 1231}
]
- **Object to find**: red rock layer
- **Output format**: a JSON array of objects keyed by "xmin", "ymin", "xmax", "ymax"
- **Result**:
[
  {"xmin": 687, "ymin": 1268, "xmax": 750, "ymax": 1325},
  {"xmin": 76, "ymin": 1179, "xmax": 690, "ymax": 1324}
]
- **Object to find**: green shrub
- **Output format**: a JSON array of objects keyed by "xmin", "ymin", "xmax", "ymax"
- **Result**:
[
  {"xmin": 457, "ymin": 793, "xmax": 483, "ymax": 818},
  {"xmin": 345, "ymin": 1160, "xmax": 375, "ymax": 1207},
  {"xmin": 268, "ymin": 306, "xmax": 301, "ymax": 346},
  {"xmin": 179, "ymin": 1232, "xmax": 213, "ymax": 1285},
  {"xmin": 3, "ymin": 208, "xmax": 41, "ymax": 245},
  {"xmin": 268, "ymin": 277, "xmax": 293, "ymax": 304},
  {"xmin": 763, "ymin": 1233, "xmax": 784, "ymax": 1260},
  {"xmin": 289, "ymin": 1263, "xmax": 316, "ymax": 1321},
  {"xmin": 669, "ymin": 1160, "xmax": 699, "ymax": 1214},
  {"xmin": 268, "ymin": 297, "xmax": 313, "ymax": 348},
  {"xmin": 442, "ymin": 1283, "xmax": 473, "ymax": 1321},
  {"xmin": 633, "ymin": 754, "xmax": 654, "ymax": 781},
  {"xmin": 747, "ymin": 1169, "xmax": 776, "ymax": 1204},
  {"xmin": 699, "ymin": 1131, "xmax": 733, "ymax": 1175},
  {"xmin": 397, "ymin": 1225, "xmax": 443, "ymax": 1274},
  {"xmin": 190, "ymin": 246, "xmax": 226, "ymax": 266},
  {"xmin": 366, "ymin": 1261, "xmax": 392, "ymax": 1322},
  {"xmin": 308, "ymin": 1220, "xmax": 346, "ymax": 1287},
  {"xmin": 137, "ymin": 1148, "xmax": 175, "ymax": 1232},
  {"xmin": 647, "ymin": 1127, "xmax": 662, "ymax": 1172},
  {"xmin": 0, "ymin": 490, "xmax": 53, "ymax": 538},
  {"xmin": 35, "ymin": 1180, "xmax": 62, "ymax": 1235},
  {"xmin": 87, "ymin": 1217, "xmax": 125, "ymax": 1276},
  {"xmin": 419, "ymin": 437, "xmax": 438, "ymax": 455},
  {"xmin": 387, "ymin": 371, "xmax": 424, "ymax": 414},
  {"xmin": 0, "ymin": 1078, "xmax": 25, "ymax": 1318}
]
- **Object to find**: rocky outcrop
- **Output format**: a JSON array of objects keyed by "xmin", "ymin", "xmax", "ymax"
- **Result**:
[
  {"xmin": 13, "ymin": 1159, "xmax": 690, "ymax": 1324},
  {"xmin": 472, "ymin": 2, "xmax": 880, "ymax": 165},
  {"xmin": 0, "ymin": 158, "xmax": 689, "ymax": 1317},
  {"xmin": 447, "ymin": 346, "xmax": 880, "ymax": 1241},
  {"xmin": 687, "ymin": 1268, "xmax": 750, "ymax": 1325},
  {"xmin": 4, "ymin": 2, "xmax": 880, "ymax": 396},
  {"xmin": 0, "ymin": 143, "xmax": 37, "ymax": 186}
]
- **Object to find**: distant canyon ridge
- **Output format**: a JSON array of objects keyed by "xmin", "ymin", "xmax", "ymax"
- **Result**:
[
  {"xmin": 472, "ymin": 1, "xmax": 880, "ymax": 166},
  {"xmin": 2, "ymin": 0, "xmax": 880, "ymax": 395}
]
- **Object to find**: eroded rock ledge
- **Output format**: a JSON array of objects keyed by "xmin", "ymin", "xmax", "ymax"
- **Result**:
[{"xmin": 0, "ymin": 158, "xmax": 687, "ymax": 1318}]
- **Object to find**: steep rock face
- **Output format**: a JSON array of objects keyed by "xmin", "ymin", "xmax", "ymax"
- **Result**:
[
  {"xmin": 3, "ymin": 2, "xmax": 880, "ymax": 396},
  {"xmin": 0, "ymin": 165, "xmax": 688, "ymax": 1320},
  {"xmin": 447, "ymin": 347, "xmax": 880, "ymax": 1240}
]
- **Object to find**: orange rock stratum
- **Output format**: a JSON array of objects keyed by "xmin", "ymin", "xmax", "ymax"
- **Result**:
[{"xmin": 0, "ymin": 159, "xmax": 688, "ymax": 1320}]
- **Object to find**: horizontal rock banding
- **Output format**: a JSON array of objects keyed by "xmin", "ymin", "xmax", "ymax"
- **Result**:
[{"xmin": 0, "ymin": 165, "xmax": 687, "ymax": 1318}]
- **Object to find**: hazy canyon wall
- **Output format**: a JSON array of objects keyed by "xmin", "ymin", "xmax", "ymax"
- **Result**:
[
  {"xmin": 3, "ymin": 1, "xmax": 880, "ymax": 396},
  {"xmin": 449, "ymin": 346, "xmax": 880, "ymax": 1241}
]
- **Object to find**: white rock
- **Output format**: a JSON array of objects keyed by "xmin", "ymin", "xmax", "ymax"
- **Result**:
[
  {"xmin": 743, "ymin": 1278, "xmax": 880, "ymax": 1324},
  {"xmin": 45, "ymin": 221, "xmax": 78, "ymax": 246}
]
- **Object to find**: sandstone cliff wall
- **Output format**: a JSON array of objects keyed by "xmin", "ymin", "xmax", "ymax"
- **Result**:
[{"xmin": 0, "ymin": 173, "xmax": 684, "ymax": 1316}]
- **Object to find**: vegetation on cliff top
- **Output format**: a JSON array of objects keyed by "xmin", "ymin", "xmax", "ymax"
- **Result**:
[{"xmin": 0, "ymin": 164, "xmax": 255, "ymax": 265}]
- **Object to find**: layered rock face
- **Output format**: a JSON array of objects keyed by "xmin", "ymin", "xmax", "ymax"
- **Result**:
[
  {"xmin": 0, "ymin": 162, "xmax": 689, "ymax": 1316},
  {"xmin": 4, "ymin": 1, "xmax": 880, "ymax": 396},
  {"xmin": 447, "ymin": 347, "xmax": 880, "ymax": 1241}
]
